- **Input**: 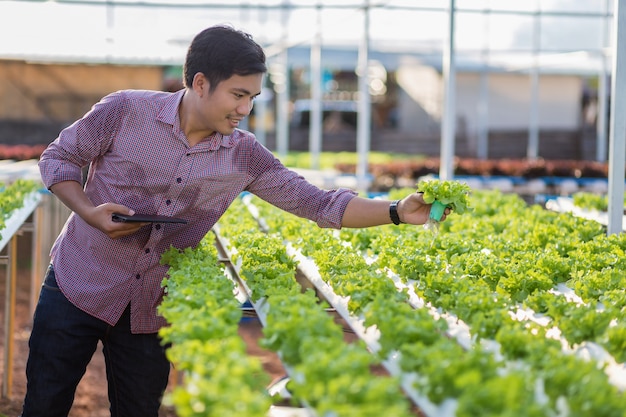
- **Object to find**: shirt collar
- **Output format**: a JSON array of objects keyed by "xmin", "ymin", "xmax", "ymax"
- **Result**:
[{"xmin": 157, "ymin": 89, "xmax": 184, "ymax": 127}]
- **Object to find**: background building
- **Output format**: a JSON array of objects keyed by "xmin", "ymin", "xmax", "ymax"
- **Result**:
[{"xmin": 0, "ymin": 0, "xmax": 614, "ymax": 162}]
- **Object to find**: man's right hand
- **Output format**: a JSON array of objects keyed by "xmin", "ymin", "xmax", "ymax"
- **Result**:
[
  {"xmin": 91, "ymin": 203, "xmax": 148, "ymax": 239},
  {"xmin": 49, "ymin": 181, "xmax": 148, "ymax": 239}
]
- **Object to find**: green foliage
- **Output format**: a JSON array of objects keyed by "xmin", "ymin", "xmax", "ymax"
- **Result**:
[
  {"xmin": 605, "ymin": 322, "xmax": 626, "ymax": 363},
  {"xmin": 277, "ymin": 187, "xmax": 626, "ymax": 415},
  {"xmin": 455, "ymin": 370, "xmax": 550, "ymax": 417},
  {"xmin": 217, "ymin": 197, "xmax": 413, "ymax": 416},
  {"xmin": 0, "ymin": 179, "xmax": 40, "ymax": 234},
  {"xmin": 277, "ymin": 151, "xmax": 421, "ymax": 170},
  {"xmin": 160, "ymin": 186, "xmax": 626, "ymax": 416},
  {"xmin": 158, "ymin": 237, "xmax": 272, "ymax": 417},
  {"xmin": 572, "ymin": 191, "xmax": 626, "ymax": 213},
  {"xmin": 417, "ymin": 178, "xmax": 472, "ymax": 214},
  {"xmin": 573, "ymin": 191, "xmax": 609, "ymax": 211}
]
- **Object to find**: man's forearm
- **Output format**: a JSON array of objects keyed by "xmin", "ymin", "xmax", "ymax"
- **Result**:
[
  {"xmin": 341, "ymin": 197, "xmax": 392, "ymax": 228},
  {"xmin": 340, "ymin": 192, "xmax": 437, "ymax": 228},
  {"xmin": 49, "ymin": 180, "xmax": 95, "ymax": 219}
]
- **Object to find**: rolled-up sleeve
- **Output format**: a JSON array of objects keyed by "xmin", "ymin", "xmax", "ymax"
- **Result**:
[
  {"xmin": 245, "ymin": 142, "xmax": 357, "ymax": 229},
  {"xmin": 39, "ymin": 92, "xmax": 122, "ymax": 189}
]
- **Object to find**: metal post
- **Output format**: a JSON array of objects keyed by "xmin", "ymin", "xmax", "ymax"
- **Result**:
[
  {"xmin": 527, "ymin": 0, "xmax": 541, "ymax": 160},
  {"xmin": 2, "ymin": 236, "xmax": 18, "ymax": 399},
  {"xmin": 440, "ymin": 0, "xmax": 456, "ymax": 180},
  {"xmin": 275, "ymin": 1, "xmax": 291, "ymax": 158},
  {"xmin": 607, "ymin": 0, "xmax": 626, "ymax": 235},
  {"xmin": 597, "ymin": 70, "xmax": 609, "ymax": 162},
  {"xmin": 476, "ymin": 5, "xmax": 491, "ymax": 160},
  {"xmin": 356, "ymin": 0, "xmax": 371, "ymax": 191},
  {"xmin": 309, "ymin": 3, "xmax": 323, "ymax": 170},
  {"xmin": 597, "ymin": 0, "xmax": 611, "ymax": 162}
]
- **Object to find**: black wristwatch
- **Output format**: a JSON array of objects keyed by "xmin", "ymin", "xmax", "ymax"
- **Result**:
[{"xmin": 389, "ymin": 200, "xmax": 402, "ymax": 225}]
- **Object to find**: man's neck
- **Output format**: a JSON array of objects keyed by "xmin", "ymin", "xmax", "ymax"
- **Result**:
[{"xmin": 178, "ymin": 90, "xmax": 214, "ymax": 147}]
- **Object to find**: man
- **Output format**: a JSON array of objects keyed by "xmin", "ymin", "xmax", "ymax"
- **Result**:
[{"xmin": 22, "ymin": 25, "xmax": 448, "ymax": 416}]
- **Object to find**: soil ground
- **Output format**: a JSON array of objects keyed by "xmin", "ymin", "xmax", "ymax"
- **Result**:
[{"xmin": 0, "ymin": 268, "xmax": 288, "ymax": 417}]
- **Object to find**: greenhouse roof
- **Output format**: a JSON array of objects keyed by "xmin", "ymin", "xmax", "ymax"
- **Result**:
[{"xmin": 0, "ymin": 0, "xmax": 612, "ymax": 76}]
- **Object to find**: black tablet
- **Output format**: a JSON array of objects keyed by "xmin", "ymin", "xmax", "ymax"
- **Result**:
[{"xmin": 112, "ymin": 213, "xmax": 188, "ymax": 224}]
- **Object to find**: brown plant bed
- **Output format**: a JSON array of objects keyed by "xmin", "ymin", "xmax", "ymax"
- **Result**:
[
  {"xmin": 0, "ymin": 145, "xmax": 46, "ymax": 161},
  {"xmin": 336, "ymin": 158, "xmax": 611, "ymax": 191}
]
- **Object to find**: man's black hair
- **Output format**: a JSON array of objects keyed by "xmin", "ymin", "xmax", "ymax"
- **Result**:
[{"xmin": 183, "ymin": 25, "xmax": 267, "ymax": 92}]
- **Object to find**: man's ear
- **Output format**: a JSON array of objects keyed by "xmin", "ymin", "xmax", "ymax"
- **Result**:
[{"xmin": 192, "ymin": 72, "xmax": 209, "ymax": 95}]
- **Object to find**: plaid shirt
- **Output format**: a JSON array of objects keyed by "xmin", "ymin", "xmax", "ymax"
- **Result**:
[{"xmin": 39, "ymin": 89, "xmax": 356, "ymax": 334}]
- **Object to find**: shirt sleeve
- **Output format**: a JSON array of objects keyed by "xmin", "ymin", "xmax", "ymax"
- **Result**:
[
  {"xmin": 39, "ymin": 91, "xmax": 123, "ymax": 190},
  {"xmin": 245, "ymin": 141, "xmax": 357, "ymax": 229}
]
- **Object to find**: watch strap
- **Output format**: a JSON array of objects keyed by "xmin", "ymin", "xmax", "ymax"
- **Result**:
[{"xmin": 389, "ymin": 200, "xmax": 402, "ymax": 225}]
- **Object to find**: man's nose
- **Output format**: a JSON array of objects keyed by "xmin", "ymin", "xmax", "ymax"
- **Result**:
[{"xmin": 238, "ymin": 99, "xmax": 254, "ymax": 115}]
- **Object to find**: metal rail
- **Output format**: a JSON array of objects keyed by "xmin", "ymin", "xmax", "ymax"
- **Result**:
[
  {"xmin": 0, "ymin": 191, "xmax": 41, "ymax": 399},
  {"xmin": 211, "ymin": 225, "xmax": 315, "ymax": 417}
]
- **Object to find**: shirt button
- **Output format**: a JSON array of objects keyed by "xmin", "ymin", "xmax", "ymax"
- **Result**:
[
  {"xmin": 176, "ymin": 177, "xmax": 182, "ymax": 183},
  {"xmin": 145, "ymin": 248, "xmax": 150, "ymax": 254},
  {"xmin": 135, "ymin": 274, "xmax": 141, "ymax": 280},
  {"xmin": 166, "ymin": 200, "xmax": 171, "ymax": 205}
]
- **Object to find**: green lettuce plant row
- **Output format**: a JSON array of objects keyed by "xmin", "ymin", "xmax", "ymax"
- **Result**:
[
  {"xmin": 244, "ymin": 196, "xmax": 541, "ymax": 416},
  {"xmin": 0, "ymin": 178, "xmax": 40, "ymax": 235},
  {"xmin": 158, "ymin": 237, "xmax": 273, "ymax": 417},
  {"xmin": 340, "ymin": 188, "xmax": 626, "ymax": 415},
  {"xmin": 249, "ymin": 191, "xmax": 626, "ymax": 416},
  {"xmin": 384, "ymin": 188, "xmax": 626, "ymax": 351},
  {"xmin": 158, "ymin": 186, "xmax": 626, "ymax": 417},
  {"xmin": 407, "ymin": 191, "xmax": 625, "ymax": 355},
  {"xmin": 216, "ymin": 199, "xmax": 413, "ymax": 417},
  {"xmin": 572, "ymin": 191, "xmax": 626, "ymax": 212}
]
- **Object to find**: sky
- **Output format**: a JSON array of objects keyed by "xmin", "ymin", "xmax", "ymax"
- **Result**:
[{"xmin": 0, "ymin": 0, "xmax": 614, "ymax": 72}]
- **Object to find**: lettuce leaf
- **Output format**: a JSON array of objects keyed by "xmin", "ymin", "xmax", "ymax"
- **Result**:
[{"xmin": 417, "ymin": 179, "xmax": 472, "ymax": 214}]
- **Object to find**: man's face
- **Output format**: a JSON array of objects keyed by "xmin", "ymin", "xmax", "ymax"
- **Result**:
[{"xmin": 200, "ymin": 73, "xmax": 264, "ymax": 136}]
